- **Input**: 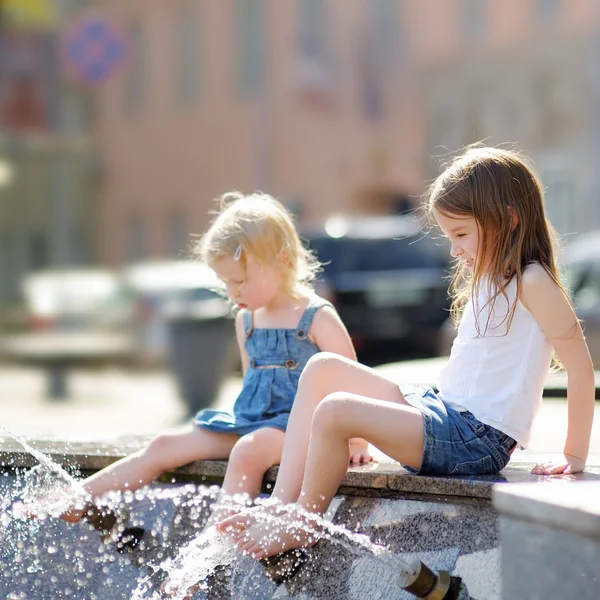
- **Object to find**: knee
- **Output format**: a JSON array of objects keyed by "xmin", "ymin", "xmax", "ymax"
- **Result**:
[
  {"xmin": 228, "ymin": 431, "xmax": 280, "ymax": 473},
  {"xmin": 312, "ymin": 393, "xmax": 349, "ymax": 435},
  {"xmin": 300, "ymin": 352, "xmax": 347, "ymax": 391},
  {"xmin": 143, "ymin": 433, "xmax": 174, "ymax": 462}
]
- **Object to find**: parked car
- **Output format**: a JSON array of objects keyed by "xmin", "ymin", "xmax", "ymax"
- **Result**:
[
  {"xmin": 121, "ymin": 260, "xmax": 231, "ymax": 366},
  {"xmin": 21, "ymin": 268, "xmax": 128, "ymax": 332},
  {"xmin": 562, "ymin": 232, "xmax": 600, "ymax": 369},
  {"xmin": 438, "ymin": 231, "xmax": 600, "ymax": 369},
  {"xmin": 303, "ymin": 215, "xmax": 452, "ymax": 362}
]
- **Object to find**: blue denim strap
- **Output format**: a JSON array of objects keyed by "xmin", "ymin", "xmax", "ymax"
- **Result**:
[
  {"xmin": 242, "ymin": 309, "xmax": 253, "ymax": 338},
  {"xmin": 296, "ymin": 297, "xmax": 332, "ymax": 338}
]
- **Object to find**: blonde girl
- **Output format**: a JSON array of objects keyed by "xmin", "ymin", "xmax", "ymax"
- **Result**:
[
  {"xmin": 56, "ymin": 192, "xmax": 369, "ymax": 527},
  {"xmin": 218, "ymin": 147, "xmax": 595, "ymax": 560}
]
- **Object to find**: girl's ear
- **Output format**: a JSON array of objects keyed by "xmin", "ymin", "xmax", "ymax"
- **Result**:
[
  {"xmin": 279, "ymin": 252, "xmax": 291, "ymax": 266},
  {"xmin": 506, "ymin": 206, "xmax": 519, "ymax": 230}
]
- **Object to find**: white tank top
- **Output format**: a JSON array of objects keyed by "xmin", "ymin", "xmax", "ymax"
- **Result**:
[{"xmin": 438, "ymin": 275, "xmax": 553, "ymax": 448}]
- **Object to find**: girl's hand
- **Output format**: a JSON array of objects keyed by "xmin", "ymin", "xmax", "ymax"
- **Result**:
[
  {"xmin": 531, "ymin": 454, "xmax": 586, "ymax": 475},
  {"xmin": 349, "ymin": 438, "xmax": 374, "ymax": 466}
]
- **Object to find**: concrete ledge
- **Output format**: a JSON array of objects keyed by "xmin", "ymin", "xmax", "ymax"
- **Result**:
[
  {"xmin": 493, "ymin": 481, "xmax": 600, "ymax": 538},
  {"xmin": 2, "ymin": 436, "xmax": 599, "ymax": 501},
  {"xmin": 493, "ymin": 481, "xmax": 600, "ymax": 599},
  {"xmin": 2, "ymin": 436, "xmax": 600, "ymax": 599}
]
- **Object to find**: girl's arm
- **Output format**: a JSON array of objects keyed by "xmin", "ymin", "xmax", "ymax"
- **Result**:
[
  {"xmin": 310, "ymin": 305, "xmax": 356, "ymax": 361},
  {"xmin": 521, "ymin": 264, "xmax": 595, "ymax": 475},
  {"xmin": 311, "ymin": 305, "xmax": 373, "ymax": 464},
  {"xmin": 235, "ymin": 311, "xmax": 250, "ymax": 375}
]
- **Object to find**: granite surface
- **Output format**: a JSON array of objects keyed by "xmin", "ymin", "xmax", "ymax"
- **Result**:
[
  {"xmin": 493, "ymin": 481, "xmax": 600, "ymax": 538},
  {"xmin": 1, "ymin": 436, "xmax": 599, "ymax": 501},
  {"xmin": 2, "ymin": 437, "xmax": 600, "ymax": 599},
  {"xmin": 0, "ymin": 476, "xmax": 494, "ymax": 599},
  {"xmin": 497, "ymin": 497, "xmax": 600, "ymax": 600}
]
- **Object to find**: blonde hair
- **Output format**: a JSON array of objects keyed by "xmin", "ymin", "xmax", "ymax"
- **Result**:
[
  {"xmin": 193, "ymin": 191, "xmax": 320, "ymax": 298},
  {"xmin": 425, "ymin": 145, "xmax": 569, "ymax": 335}
]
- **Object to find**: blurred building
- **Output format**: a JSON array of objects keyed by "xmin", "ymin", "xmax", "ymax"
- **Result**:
[
  {"xmin": 421, "ymin": 0, "xmax": 600, "ymax": 236},
  {"xmin": 92, "ymin": 0, "xmax": 423, "ymax": 267},
  {"xmin": 0, "ymin": 0, "xmax": 97, "ymax": 302},
  {"xmin": 2, "ymin": 0, "xmax": 600, "ymax": 299},
  {"xmin": 92, "ymin": 0, "xmax": 600, "ymax": 268}
]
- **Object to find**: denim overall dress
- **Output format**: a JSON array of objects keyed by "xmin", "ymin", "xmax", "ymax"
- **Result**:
[{"xmin": 194, "ymin": 296, "xmax": 331, "ymax": 435}]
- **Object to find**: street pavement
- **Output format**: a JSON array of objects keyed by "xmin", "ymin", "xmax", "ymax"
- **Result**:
[{"xmin": 1, "ymin": 360, "xmax": 599, "ymax": 460}]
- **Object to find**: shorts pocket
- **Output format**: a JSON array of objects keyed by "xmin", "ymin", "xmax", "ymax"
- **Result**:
[
  {"xmin": 483, "ymin": 434, "xmax": 512, "ymax": 471},
  {"xmin": 460, "ymin": 411, "xmax": 487, "ymax": 436},
  {"xmin": 449, "ymin": 454, "xmax": 495, "ymax": 476}
]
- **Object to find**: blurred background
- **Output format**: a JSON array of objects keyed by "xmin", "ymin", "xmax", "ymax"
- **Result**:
[{"xmin": 1, "ymin": 0, "xmax": 599, "ymax": 439}]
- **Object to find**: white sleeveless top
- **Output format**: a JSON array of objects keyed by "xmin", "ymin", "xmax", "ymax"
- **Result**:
[{"xmin": 438, "ymin": 275, "xmax": 552, "ymax": 448}]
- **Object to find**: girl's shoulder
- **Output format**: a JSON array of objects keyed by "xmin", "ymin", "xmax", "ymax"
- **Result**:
[
  {"xmin": 244, "ymin": 292, "xmax": 333, "ymax": 330},
  {"xmin": 521, "ymin": 262, "xmax": 554, "ymax": 291},
  {"xmin": 519, "ymin": 262, "xmax": 562, "ymax": 311}
]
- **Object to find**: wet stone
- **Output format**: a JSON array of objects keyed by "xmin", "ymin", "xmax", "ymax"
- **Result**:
[{"xmin": 1, "ymin": 438, "xmax": 600, "ymax": 599}]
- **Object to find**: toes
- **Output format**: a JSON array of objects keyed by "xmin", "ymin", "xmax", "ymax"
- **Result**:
[{"xmin": 216, "ymin": 515, "xmax": 251, "ymax": 534}]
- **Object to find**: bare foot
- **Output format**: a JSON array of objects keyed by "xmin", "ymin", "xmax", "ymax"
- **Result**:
[
  {"xmin": 13, "ymin": 496, "xmax": 84, "ymax": 523},
  {"xmin": 217, "ymin": 504, "xmax": 322, "ymax": 560},
  {"xmin": 160, "ymin": 578, "xmax": 198, "ymax": 599},
  {"xmin": 205, "ymin": 504, "xmax": 244, "ymax": 528},
  {"xmin": 60, "ymin": 506, "xmax": 86, "ymax": 523}
]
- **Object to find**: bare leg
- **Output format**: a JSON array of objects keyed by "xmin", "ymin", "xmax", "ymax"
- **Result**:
[
  {"xmin": 232, "ymin": 392, "xmax": 424, "ymax": 558},
  {"xmin": 217, "ymin": 354, "xmax": 422, "ymax": 546},
  {"xmin": 163, "ymin": 428, "xmax": 285, "ymax": 598},
  {"xmin": 63, "ymin": 425, "xmax": 239, "ymax": 522},
  {"xmin": 272, "ymin": 353, "xmax": 412, "ymax": 503},
  {"xmin": 208, "ymin": 427, "xmax": 284, "ymax": 523}
]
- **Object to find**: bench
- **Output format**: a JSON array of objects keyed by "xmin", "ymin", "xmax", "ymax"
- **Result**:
[{"xmin": 1, "ymin": 332, "xmax": 135, "ymax": 400}]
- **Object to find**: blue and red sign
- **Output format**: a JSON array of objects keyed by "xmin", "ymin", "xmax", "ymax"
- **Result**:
[{"xmin": 62, "ymin": 16, "xmax": 126, "ymax": 85}]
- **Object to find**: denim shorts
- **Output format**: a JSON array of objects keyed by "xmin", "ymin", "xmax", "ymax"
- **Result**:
[{"xmin": 401, "ymin": 385, "xmax": 517, "ymax": 476}]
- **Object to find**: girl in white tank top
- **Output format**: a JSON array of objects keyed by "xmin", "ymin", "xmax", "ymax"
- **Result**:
[{"xmin": 217, "ymin": 147, "xmax": 596, "ymax": 562}]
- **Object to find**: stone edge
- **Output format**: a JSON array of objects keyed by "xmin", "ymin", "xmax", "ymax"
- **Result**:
[
  {"xmin": 492, "ymin": 481, "xmax": 600, "ymax": 539},
  {"xmin": 2, "ymin": 438, "xmax": 599, "ymax": 502}
]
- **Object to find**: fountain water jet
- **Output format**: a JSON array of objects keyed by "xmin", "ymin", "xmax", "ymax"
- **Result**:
[{"xmin": 7, "ymin": 428, "xmax": 556, "ymax": 599}]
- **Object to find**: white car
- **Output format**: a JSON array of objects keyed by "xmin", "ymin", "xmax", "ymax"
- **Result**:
[
  {"xmin": 22, "ymin": 268, "xmax": 127, "ymax": 332},
  {"xmin": 121, "ymin": 260, "xmax": 230, "ymax": 366}
]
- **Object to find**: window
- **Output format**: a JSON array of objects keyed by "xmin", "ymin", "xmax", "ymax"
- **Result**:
[
  {"xmin": 124, "ymin": 21, "xmax": 145, "ymax": 115},
  {"xmin": 536, "ymin": 0, "xmax": 561, "ymax": 21},
  {"xmin": 168, "ymin": 210, "xmax": 187, "ymax": 258},
  {"xmin": 29, "ymin": 230, "xmax": 48, "ymax": 270},
  {"xmin": 294, "ymin": 0, "xmax": 333, "ymax": 110},
  {"xmin": 235, "ymin": 0, "xmax": 264, "ymax": 95},
  {"xmin": 127, "ymin": 213, "xmax": 146, "ymax": 262},
  {"xmin": 297, "ymin": 0, "xmax": 328, "ymax": 65},
  {"xmin": 370, "ymin": 0, "xmax": 399, "ymax": 72},
  {"xmin": 174, "ymin": 2, "xmax": 200, "ymax": 107},
  {"xmin": 460, "ymin": 0, "xmax": 485, "ymax": 41},
  {"xmin": 0, "ymin": 231, "xmax": 16, "ymax": 300}
]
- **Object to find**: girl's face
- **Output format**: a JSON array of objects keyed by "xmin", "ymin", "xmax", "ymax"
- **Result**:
[
  {"xmin": 434, "ymin": 210, "xmax": 483, "ymax": 271},
  {"xmin": 212, "ymin": 253, "xmax": 285, "ymax": 310}
]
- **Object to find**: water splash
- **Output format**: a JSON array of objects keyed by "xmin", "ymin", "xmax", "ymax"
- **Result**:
[
  {"xmin": 139, "ymin": 493, "xmax": 422, "ymax": 599},
  {"xmin": 0, "ymin": 426, "xmax": 89, "ymax": 522},
  {"xmin": 0, "ymin": 429, "xmax": 466, "ymax": 599}
]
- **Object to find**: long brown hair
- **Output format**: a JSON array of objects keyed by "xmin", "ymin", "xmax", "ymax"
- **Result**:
[{"xmin": 426, "ymin": 145, "xmax": 567, "ymax": 334}]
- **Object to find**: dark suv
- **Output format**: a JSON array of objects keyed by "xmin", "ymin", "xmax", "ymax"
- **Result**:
[{"xmin": 303, "ymin": 215, "xmax": 451, "ymax": 363}]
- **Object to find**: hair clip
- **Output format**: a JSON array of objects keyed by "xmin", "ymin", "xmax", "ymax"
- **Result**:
[{"xmin": 233, "ymin": 245, "xmax": 242, "ymax": 262}]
